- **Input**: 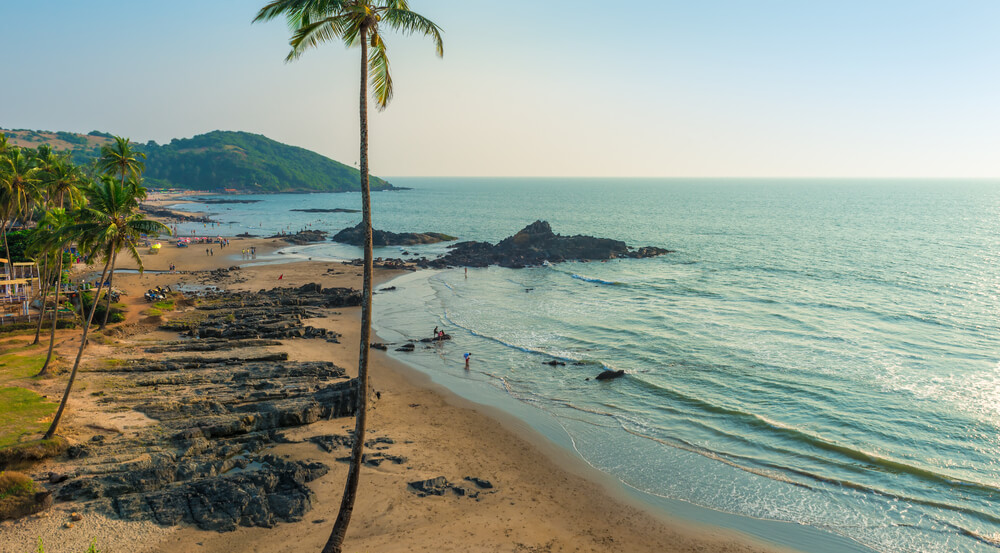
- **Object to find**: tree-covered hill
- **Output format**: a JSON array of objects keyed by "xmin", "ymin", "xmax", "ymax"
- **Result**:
[{"xmin": 2, "ymin": 128, "xmax": 394, "ymax": 193}]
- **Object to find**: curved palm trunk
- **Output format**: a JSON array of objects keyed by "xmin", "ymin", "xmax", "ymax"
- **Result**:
[
  {"xmin": 37, "ymin": 250, "xmax": 63, "ymax": 377},
  {"xmin": 33, "ymin": 257, "xmax": 50, "ymax": 344},
  {"xmin": 325, "ymin": 24, "xmax": 373, "ymax": 553},
  {"xmin": 44, "ymin": 255, "xmax": 112, "ymax": 439},
  {"xmin": 99, "ymin": 250, "xmax": 118, "ymax": 330}
]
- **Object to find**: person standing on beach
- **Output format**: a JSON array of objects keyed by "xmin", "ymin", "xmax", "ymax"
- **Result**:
[{"xmin": 464, "ymin": 352, "xmax": 471, "ymax": 370}]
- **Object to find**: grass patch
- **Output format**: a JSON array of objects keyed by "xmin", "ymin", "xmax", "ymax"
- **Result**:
[
  {"xmin": 0, "ymin": 388, "xmax": 57, "ymax": 448},
  {"xmin": 143, "ymin": 308, "xmax": 163, "ymax": 317},
  {"xmin": 0, "ymin": 438, "xmax": 68, "ymax": 470},
  {"xmin": 0, "ymin": 353, "xmax": 46, "ymax": 385},
  {"xmin": 152, "ymin": 299, "xmax": 175, "ymax": 311},
  {"xmin": 0, "ymin": 470, "xmax": 51, "ymax": 521}
]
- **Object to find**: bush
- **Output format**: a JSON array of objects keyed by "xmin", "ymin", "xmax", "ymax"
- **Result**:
[
  {"xmin": 0, "ymin": 320, "xmax": 77, "ymax": 335},
  {"xmin": 0, "ymin": 470, "xmax": 46, "ymax": 521}
]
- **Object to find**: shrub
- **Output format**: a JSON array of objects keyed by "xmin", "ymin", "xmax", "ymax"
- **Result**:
[{"xmin": 0, "ymin": 470, "xmax": 46, "ymax": 521}]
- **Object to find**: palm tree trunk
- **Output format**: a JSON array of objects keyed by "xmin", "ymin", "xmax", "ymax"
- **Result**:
[
  {"xmin": 37, "ymin": 250, "xmax": 63, "ymax": 377},
  {"xmin": 325, "ymin": 23, "xmax": 373, "ymax": 553},
  {"xmin": 99, "ymin": 250, "xmax": 118, "ymax": 330},
  {"xmin": 33, "ymin": 257, "xmax": 50, "ymax": 344},
  {"xmin": 43, "ymin": 255, "xmax": 112, "ymax": 440}
]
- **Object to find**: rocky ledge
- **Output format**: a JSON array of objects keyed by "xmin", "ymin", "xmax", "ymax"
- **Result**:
[
  {"xmin": 139, "ymin": 205, "xmax": 214, "ymax": 223},
  {"xmin": 268, "ymin": 229, "xmax": 328, "ymax": 245},
  {"xmin": 332, "ymin": 223, "xmax": 456, "ymax": 247},
  {"xmin": 47, "ymin": 284, "xmax": 366, "ymax": 532},
  {"xmin": 418, "ymin": 220, "xmax": 672, "ymax": 269}
]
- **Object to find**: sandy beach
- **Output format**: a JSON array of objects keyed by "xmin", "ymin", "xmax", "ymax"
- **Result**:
[{"xmin": 0, "ymin": 209, "xmax": 797, "ymax": 553}]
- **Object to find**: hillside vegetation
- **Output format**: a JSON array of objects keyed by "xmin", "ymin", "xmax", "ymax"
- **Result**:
[{"xmin": 3, "ymin": 128, "xmax": 393, "ymax": 193}]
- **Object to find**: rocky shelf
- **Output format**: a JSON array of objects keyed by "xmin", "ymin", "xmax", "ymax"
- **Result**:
[
  {"xmin": 291, "ymin": 208, "xmax": 360, "ymax": 213},
  {"xmin": 418, "ymin": 220, "xmax": 673, "ymax": 269},
  {"xmin": 267, "ymin": 229, "xmax": 328, "ymax": 245},
  {"xmin": 332, "ymin": 223, "xmax": 456, "ymax": 247}
]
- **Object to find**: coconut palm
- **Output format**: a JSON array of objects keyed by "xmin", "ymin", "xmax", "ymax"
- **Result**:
[
  {"xmin": 44, "ymin": 177, "xmax": 169, "ymax": 440},
  {"xmin": 254, "ymin": 2, "xmax": 442, "ymax": 551},
  {"xmin": 29, "ymin": 208, "xmax": 75, "ymax": 373},
  {"xmin": 0, "ymin": 148, "xmax": 42, "ymax": 275},
  {"xmin": 97, "ymin": 136, "xmax": 146, "ymax": 199},
  {"xmin": 96, "ymin": 138, "xmax": 147, "ymax": 329},
  {"xmin": 29, "ymin": 154, "xmax": 77, "ymax": 344}
]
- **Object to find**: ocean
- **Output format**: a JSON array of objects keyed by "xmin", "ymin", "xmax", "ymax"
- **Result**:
[{"xmin": 169, "ymin": 178, "xmax": 1000, "ymax": 553}]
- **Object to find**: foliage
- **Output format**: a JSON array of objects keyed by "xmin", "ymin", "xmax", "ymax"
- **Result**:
[
  {"xmin": 80, "ymin": 292, "xmax": 125, "ymax": 325},
  {"xmin": 32, "ymin": 537, "xmax": 102, "ymax": 553},
  {"xmin": 0, "ymin": 230, "xmax": 32, "ymax": 262},
  {"xmin": 0, "ymin": 320, "xmax": 76, "ymax": 335},
  {"xmin": 3, "ymin": 128, "xmax": 393, "ymax": 193},
  {"xmin": 0, "ymin": 470, "xmax": 40, "ymax": 521}
]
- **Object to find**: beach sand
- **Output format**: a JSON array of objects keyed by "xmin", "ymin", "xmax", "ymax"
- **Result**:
[{"xmin": 1, "ymin": 223, "xmax": 797, "ymax": 553}]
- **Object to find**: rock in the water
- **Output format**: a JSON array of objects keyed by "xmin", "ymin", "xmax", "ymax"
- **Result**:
[
  {"xmin": 333, "ymin": 223, "xmax": 456, "ymax": 247},
  {"xmin": 595, "ymin": 369, "xmax": 626, "ymax": 381},
  {"xmin": 267, "ymin": 230, "xmax": 328, "ymax": 245},
  {"xmin": 395, "ymin": 343, "xmax": 415, "ymax": 352},
  {"xmin": 418, "ymin": 220, "xmax": 672, "ymax": 269}
]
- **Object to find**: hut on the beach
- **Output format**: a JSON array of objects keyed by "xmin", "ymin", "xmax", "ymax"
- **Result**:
[{"xmin": 0, "ymin": 260, "xmax": 39, "ymax": 323}]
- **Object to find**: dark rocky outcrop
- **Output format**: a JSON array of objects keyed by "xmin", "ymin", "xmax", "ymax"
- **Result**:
[
  {"xmin": 595, "ymin": 369, "xmax": 626, "ymax": 381},
  {"xmin": 407, "ymin": 476, "xmax": 494, "ymax": 499},
  {"xmin": 291, "ymin": 208, "xmax": 359, "ymax": 213},
  {"xmin": 332, "ymin": 223, "xmax": 456, "ymax": 247},
  {"xmin": 140, "ymin": 205, "xmax": 214, "ymax": 223},
  {"xmin": 418, "ymin": 221, "xmax": 672, "ymax": 269},
  {"xmin": 268, "ymin": 229, "xmax": 328, "ymax": 245}
]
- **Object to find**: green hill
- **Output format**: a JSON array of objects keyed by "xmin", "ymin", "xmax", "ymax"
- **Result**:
[{"xmin": 2, "ymin": 128, "xmax": 394, "ymax": 193}]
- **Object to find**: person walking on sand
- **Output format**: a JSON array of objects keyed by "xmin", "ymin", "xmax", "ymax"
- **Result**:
[{"xmin": 464, "ymin": 352, "xmax": 471, "ymax": 370}]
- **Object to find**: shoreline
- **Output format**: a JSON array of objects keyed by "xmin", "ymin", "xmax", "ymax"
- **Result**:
[
  {"xmin": 0, "ymin": 228, "xmax": 815, "ymax": 553},
  {"xmin": 128, "ymin": 194, "xmax": 858, "ymax": 552}
]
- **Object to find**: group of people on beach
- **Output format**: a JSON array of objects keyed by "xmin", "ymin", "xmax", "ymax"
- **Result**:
[
  {"xmin": 433, "ymin": 326, "xmax": 471, "ymax": 370},
  {"xmin": 242, "ymin": 247, "xmax": 257, "ymax": 260}
]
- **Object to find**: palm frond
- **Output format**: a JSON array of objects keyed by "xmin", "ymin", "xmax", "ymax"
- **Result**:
[
  {"xmin": 288, "ymin": 15, "xmax": 352, "ymax": 59},
  {"xmin": 382, "ymin": 8, "xmax": 443, "ymax": 57},
  {"xmin": 368, "ymin": 35, "xmax": 393, "ymax": 109}
]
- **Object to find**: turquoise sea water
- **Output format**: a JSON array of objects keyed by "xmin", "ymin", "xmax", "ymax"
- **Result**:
[{"xmin": 172, "ymin": 179, "xmax": 1000, "ymax": 553}]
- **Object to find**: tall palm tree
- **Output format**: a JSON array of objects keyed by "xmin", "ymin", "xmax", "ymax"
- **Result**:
[
  {"xmin": 31, "ymin": 207, "xmax": 75, "ymax": 377},
  {"xmin": 44, "ymin": 177, "xmax": 168, "ymax": 440},
  {"xmin": 96, "ymin": 138, "xmax": 146, "ymax": 329},
  {"xmin": 97, "ymin": 136, "xmax": 146, "ymax": 198},
  {"xmin": 0, "ymin": 148, "xmax": 41, "ymax": 275},
  {"xmin": 254, "ymin": 2, "xmax": 442, "ymax": 551}
]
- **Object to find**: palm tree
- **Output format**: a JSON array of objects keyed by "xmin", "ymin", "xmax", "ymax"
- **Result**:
[
  {"xmin": 44, "ymin": 177, "xmax": 169, "ymax": 440},
  {"xmin": 0, "ymin": 148, "xmax": 41, "ymax": 275},
  {"xmin": 29, "ymin": 208, "xmax": 74, "ymax": 374},
  {"xmin": 254, "ymin": 2, "xmax": 442, "ymax": 551},
  {"xmin": 97, "ymin": 136, "xmax": 146, "ymax": 198},
  {"xmin": 96, "ymin": 138, "xmax": 146, "ymax": 329}
]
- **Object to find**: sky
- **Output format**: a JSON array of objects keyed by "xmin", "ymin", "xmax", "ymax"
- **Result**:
[{"xmin": 2, "ymin": 0, "xmax": 1000, "ymax": 178}]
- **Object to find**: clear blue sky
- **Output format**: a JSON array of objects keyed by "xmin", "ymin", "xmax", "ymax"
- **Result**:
[{"xmin": 2, "ymin": 0, "xmax": 999, "ymax": 178}]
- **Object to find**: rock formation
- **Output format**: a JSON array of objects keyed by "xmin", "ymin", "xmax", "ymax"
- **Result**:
[
  {"xmin": 419, "ymin": 221, "xmax": 672, "ymax": 268},
  {"xmin": 332, "ymin": 222, "xmax": 456, "ymax": 247}
]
